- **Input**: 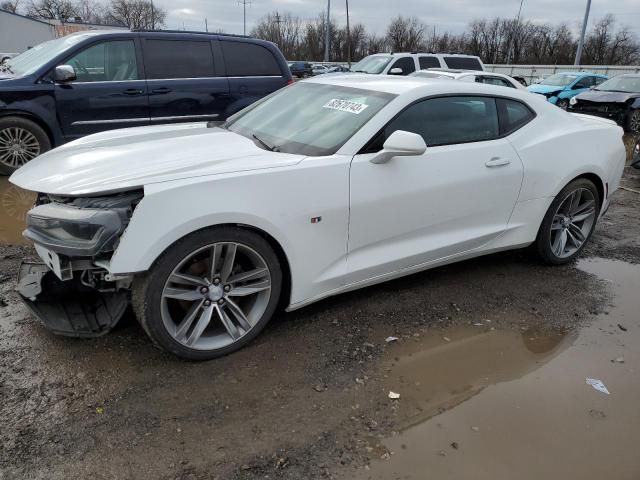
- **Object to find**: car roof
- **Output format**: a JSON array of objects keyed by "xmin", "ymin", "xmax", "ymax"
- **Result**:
[{"xmin": 305, "ymin": 73, "xmax": 529, "ymax": 97}]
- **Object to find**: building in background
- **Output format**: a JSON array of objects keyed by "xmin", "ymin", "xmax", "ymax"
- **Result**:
[
  {"xmin": 0, "ymin": 9, "xmax": 55, "ymax": 57},
  {"xmin": 0, "ymin": 9, "xmax": 127, "ymax": 59}
]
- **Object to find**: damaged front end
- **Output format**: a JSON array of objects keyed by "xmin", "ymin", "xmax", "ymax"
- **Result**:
[{"xmin": 16, "ymin": 190, "xmax": 143, "ymax": 337}]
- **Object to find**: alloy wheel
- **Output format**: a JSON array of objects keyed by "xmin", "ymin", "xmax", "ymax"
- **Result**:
[
  {"xmin": 549, "ymin": 188, "xmax": 597, "ymax": 259},
  {"xmin": 160, "ymin": 242, "xmax": 272, "ymax": 351},
  {"xmin": 0, "ymin": 127, "xmax": 40, "ymax": 170},
  {"xmin": 556, "ymin": 99, "xmax": 569, "ymax": 110},
  {"xmin": 630, "ymin": 111, "xmax": 640, "ymax": 132}
]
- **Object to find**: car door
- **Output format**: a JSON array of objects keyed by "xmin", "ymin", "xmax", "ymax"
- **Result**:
[
  {"xmin": 141, "ymin": 35, "xmax": 230, "ymax": 124},
  {"xmin": 54, "ymin": 37, "xmax": 149, "ymax": 140},
  {"xmin": 219, "ymin": 39, "xmax": 289, "ymax": 116},
  {"xmin": 347, "ymin": 95, "xmax": 524, "ymax": 284}
]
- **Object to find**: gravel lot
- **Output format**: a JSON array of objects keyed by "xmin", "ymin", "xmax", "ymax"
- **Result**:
[{"xmin": 0, "ymin": 135, "xmax": 639, "ymax": 480}]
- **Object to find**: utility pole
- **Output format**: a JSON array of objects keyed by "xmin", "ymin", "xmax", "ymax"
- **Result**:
[
  {"xmin": 150, "ymin": 0, "xmax": 155, "ymax": 30},
  {"xmin": 324, "ymin": 0, "xmax": 331, "ymax": 62},
  {"xmin": 205, "ymin": 18, "xmax": 208, "ymax": 32},
  {"xmin": 506, "ymin": 0, "xmax": 525, "ymax": 64},
  {"xmin": 238, "ymin": 0, "xmax": 252, "ymax": 36},
  {"xmin": 275, "ymin": 11, "xmax": 283, "ymax": 45},
  {"xmin": 346, "ymin": 0, "xmax": 351, "ymax": 67},
  {"xmin": 575, "ymin": 0, "xmax": 591, "ymax": 65}
]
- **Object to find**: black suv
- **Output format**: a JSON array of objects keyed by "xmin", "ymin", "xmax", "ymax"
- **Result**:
[
  {"xmin": 0, "ymin": 30, "xmax": 293, "ymax": 174},
  {"xmin": 288, "ymin": 61, "xmax": 313, "ymax": 78}
]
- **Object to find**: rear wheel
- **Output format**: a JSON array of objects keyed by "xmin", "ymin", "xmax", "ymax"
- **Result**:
[
  {"xmin": 534, "ymin": 178, "xmax": 600, "ymax": 265},
  {"xmin": 0, "ymin": 116, "xmax": 51, "ymax": 175},
  {"xmin": 626, "ymin": 109, "xmax": 640, "ymax": 133},
  {"xmin": 132, "ymin": 227, "xmax": 282, "ymax": 360}
]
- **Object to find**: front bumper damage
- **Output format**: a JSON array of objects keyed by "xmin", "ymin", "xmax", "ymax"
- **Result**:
[
  {"xmin": 17, "ymin": 262, "xmax": 129, "ymax": 337},
  {"xmin": 15, "ymin": 190, "xmax": 142, "ymax": 338}
]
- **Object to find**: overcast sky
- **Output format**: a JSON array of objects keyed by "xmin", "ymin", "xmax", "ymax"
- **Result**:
[{"xmin": 156, "ymin": 0, "xmax": 640, "ymax": 38}]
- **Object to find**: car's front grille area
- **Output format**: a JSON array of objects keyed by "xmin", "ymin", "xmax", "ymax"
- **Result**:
[{"xmin": 573, "ymin": 101, "xmax": 625, "ymax": 114}]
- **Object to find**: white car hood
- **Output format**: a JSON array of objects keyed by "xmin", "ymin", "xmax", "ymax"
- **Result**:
[{"xmin": 10, "ymin": 123, "xmax": 304, "ymax": 195}]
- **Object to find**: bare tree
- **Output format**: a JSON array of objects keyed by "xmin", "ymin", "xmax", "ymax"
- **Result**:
[
  {"xmin": 26, "ymin": 0, "xmax": 77, "ymax": 19},
  {"xmin": 386, "ymin": 16, "xmax": 425, "ymax": 52},
  {"xmin": 0, "ymin": 0, "xmax": 21, "ymax": 13},
  {"xmin": 108, "ymin": 0, "xmax": 166, "ymax": 29}
]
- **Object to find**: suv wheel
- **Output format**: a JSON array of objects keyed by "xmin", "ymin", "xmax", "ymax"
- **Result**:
[
  {"xmin": 626, "ymin": 109, "xmax": 640, "ymax": 133},
  {"xmin": 0, "ymin": 116, "xmax": 51, "ymax": 175},
  {"xmin": 132, "ymin": 227, "xmax": 282, "ymax": 360}
]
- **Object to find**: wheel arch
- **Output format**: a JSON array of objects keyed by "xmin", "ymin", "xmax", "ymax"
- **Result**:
[
  {"xmin": 569, "ymin": 172, "xmax": 606, "ymax": 209},
  {"xmin": 0, "ymin": 110, "xmax": 56, "ymax": 147}
]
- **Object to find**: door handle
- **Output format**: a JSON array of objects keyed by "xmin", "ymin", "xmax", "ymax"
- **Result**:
[
  {"xmin": 123, "ymin": 88, "xmax": 143, "ymax": 96},
  {"xmin": 151, "ymin": 87, "xmax": 172, "ymax": 94},
  {"xmin": 485, "ymin": 157, "xmax": 511, "ymax": 167}
]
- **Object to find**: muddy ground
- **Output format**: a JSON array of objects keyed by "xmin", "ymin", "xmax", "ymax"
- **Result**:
[{"xmin": 1, "ymin": 138, "xmax": 639, "ymax": 480}]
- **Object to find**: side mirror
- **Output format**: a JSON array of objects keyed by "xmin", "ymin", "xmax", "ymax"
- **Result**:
[
  {"xmin": 370, "ymin": 130, "xmax": 427, "ymax": 164},
  {"xmin": 389, "ymin": 67, "xmax": 403, "ymax": 75},
  {"xmin": 54, "ymin": 64, "xmax": 76, "ymax": 83}
]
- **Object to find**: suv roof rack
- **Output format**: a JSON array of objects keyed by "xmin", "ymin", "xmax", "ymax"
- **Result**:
[{"xmin": 131, "ymin": 29, "xmax": 250, "ymax": 38}]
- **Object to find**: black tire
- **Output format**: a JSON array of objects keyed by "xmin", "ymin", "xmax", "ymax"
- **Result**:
[
  {"xmin": 534, "ymin": 178, "xmax": 600, "ymax": 265},
  {"xmin": 556, "ymin": 98, "xmax": 569, "ymax": 110},
  {"xmin": 0, "ymin": 116, "xmax": 51, "ymax": 175},
  {"xmin": 625, "ymin": 109, "xmax": 640, "ymax": 133},
  {"xmin": 132, "ymin": 226, "xmax": 282, "ymax": 361}
]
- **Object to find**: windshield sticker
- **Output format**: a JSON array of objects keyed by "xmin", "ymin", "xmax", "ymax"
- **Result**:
[{"xmin": 323, "ymin": 99, "xmax": 369, "ymax": 114}]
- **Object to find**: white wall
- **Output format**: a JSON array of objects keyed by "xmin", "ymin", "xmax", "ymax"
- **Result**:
[{"xmin": 0, "ymin": 10, "xmax": 55, "ymax": 55}]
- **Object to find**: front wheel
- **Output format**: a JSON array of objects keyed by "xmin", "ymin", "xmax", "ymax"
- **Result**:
[
  {"xmin": 0, "ymin": 116, "xmax": 51, "ymax": 175},
  {"xmin": 556, "ymin": 98, "xmax": 569, "ymax": 110},
  {"xmin": 534, "ymin": 178, "xmax": 600, "ymax": 265},
  {"xmin": 132, "ymin": 227, "xmax": 282, "ymax": 360},
  {"xmin": 625, "ymin": 109, "xmax": 640, "ymax": 133}
]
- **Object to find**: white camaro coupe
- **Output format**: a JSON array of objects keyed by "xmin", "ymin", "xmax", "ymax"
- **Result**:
[{"xmin": 11, "ymin": 75, "xmax": 625, "ymax": 360}]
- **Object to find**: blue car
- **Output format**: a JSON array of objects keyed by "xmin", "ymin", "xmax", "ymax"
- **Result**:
[
  {"xmin": 527, "ymin": 72, "xmax": 608, "ymax": 110},
  {"xmin": 0, "ymin": 30, "xmax": 293, "ymax": 174}
]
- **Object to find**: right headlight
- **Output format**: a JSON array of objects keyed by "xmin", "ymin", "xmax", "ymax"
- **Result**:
[{"xmin": 570, "ymin": 96, "xmax": 578, "ymax": 105}]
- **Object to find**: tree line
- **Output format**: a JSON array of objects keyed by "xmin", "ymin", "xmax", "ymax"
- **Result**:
[
  {"xmin": 251, "ymin": 11, "xmax": 640, "ymax": 65},
  {"xmin": 1, "ymin": 0, "xmax": 638, "ymax": 65},
  {"xmin": 0, "ymin": 0, "xmax": 167, "ymax": 30}
]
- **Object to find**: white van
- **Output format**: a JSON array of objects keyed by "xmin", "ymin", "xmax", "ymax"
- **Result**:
[{"xmin": 350, "ymin": 52, "xmax": 485, "ymax": 76}]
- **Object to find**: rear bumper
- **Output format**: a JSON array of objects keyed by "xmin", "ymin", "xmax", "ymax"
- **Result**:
[{"xmin": 16, "ymin": 262, "xmax": 129, "ymax": 338}]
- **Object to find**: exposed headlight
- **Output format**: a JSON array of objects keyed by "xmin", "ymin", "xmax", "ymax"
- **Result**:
[
  {"xmin": 570, "ymin": 96, "xmax": 578, "ymax": 105},
  {"xmin": 25, "ymin": 190, "xmax": 143, "ymax": 257}
]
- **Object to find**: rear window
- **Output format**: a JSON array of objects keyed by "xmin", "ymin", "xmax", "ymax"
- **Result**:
[
  {"xmin": 143, "ymin": 39, "xmax": 215, "ymax": 79},
  {"xmin": 222, "ymin": 41, "xmax": 282, "ymax": 76},
  {"xmin": 419, "ymin": 56, "xmax": 440, "ymax": 69},
  {"xmin": 443, "ymin": 56, "xmax": 483, "ymax": 70}
]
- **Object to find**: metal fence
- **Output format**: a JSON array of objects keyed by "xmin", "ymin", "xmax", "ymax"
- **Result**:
[{"xmin": 485, "ymin": 64, "xmax": 640, "ymax": 84}]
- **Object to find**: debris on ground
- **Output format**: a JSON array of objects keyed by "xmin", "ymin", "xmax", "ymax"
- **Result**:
[
  {"xmin": 388, "ymin": 391, "xmax": 400, "ymax": 400},
  {"xmin": 471, "ymin": 426, "xmax": 480, "ymax": 432},
  {"xmin": 618, "ymin": 324, "xmax": 628, "ymax": 332},
  {"xmin": 589, "ymin": 409, "xmax": 606, "ymax": 420},
  {"xmin": 586, "ymin": 378, "xmax": 611, "ymax": 395},
  {"xmin": 442, "ymin": 337, "xmax": 451, "ymax": 342},
  {"xmin": 612, "ymin": 357, "xmax": 625, "ymax": 364},
  {"xmin": 450, "ymin": 442, "xmax": 459, "ymax": 450},
  {"xmin": 313, "ymin": 384, "xmax": 326, "ymax": 393},
  {"xmin": 385, "ymin": 336, "xmax": 399, "ymax": 343}
]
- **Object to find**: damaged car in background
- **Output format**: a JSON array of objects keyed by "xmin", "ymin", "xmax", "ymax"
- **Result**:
[{"xmin": 10, "ymin": 75, "xmax": 626, "ymax": 360}]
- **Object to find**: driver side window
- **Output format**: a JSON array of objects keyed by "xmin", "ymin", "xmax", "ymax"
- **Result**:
[
  {"xmin": 64, "ymin": 40, "xmax": 138, "ymax": 83},
  {"xmin": 388, "ymin": 57, "xmax": 416, "ymax": 76}
]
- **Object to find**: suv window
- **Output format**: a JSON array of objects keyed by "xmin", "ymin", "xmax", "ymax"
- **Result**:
[
  {"xmin": 222, "ymin": 41, "xmax": 281, "ymax": 76},
  {"xmin": 497, "ymin": 98, "xmax": 535, "ymax": 135},
  {"xmin": 443, "ymin": 56, "xmax": 482, "ymax": 70},
  {"xmin": 143, "ymin": 39, "xmax": 215, "ymax": 79},
  {"xmin": 419, "ymin": 56, "xmax": 440, "ymax": 69},
  {"xmin": 369, "ymin": 96, "xmax": 499, "ymax": 148},
  {"xmin": 479, "ymin": 76, "xmax": 514, "ymax": 88},
  {"xmin": 388, "ymin": 57, "xmax": 415, "ymax": 76},
  {"xmin": 65, "ymin": 40, "xmax": 138, "ymax": 82},
  {"xmin": 594, "ymin": 76, "xmax": 607, "ymax": 86}
]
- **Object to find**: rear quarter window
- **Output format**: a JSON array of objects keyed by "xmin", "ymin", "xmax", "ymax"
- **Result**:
[
  {"xmin": 419, "ymin": 56, "xmax": 440, "ymax": 69},
  {"xmin": 497, "ymin": 98, "xmax": 535, "ymax": 135},
  {"xmin": 221, "ymin": 41, "xmax": 282, "ymax": 77},
  {"xmin": 443, "ymin": 56, "xmax": 483, "ymax": 70}
]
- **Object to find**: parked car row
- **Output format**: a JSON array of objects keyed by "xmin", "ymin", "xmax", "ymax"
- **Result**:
[{"xmin": 0, "ymin": 30, "xmax": 293, "ymax": 174}]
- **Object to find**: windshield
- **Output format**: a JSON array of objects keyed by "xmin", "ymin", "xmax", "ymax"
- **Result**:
[
  {"xmin": 351, "ymin": 55, "xmax": 393, "ymax": 74},
  {"xmin": 595, "ymin": 75, "xmax": 640, "ymax": 93},
  {"xmin": 224, "ymin": 82, "xmax": 395, "ymax": 156},
  {"xmin": 540, "ymin": 73, "xmax": 579, "ymax": 87},
  {"xmin": 0, "ymin": 34, "xmax": 91, "ymax": 77}
]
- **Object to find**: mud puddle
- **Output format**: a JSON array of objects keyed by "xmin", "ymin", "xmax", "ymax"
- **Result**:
[
  {"xmin": 0, "ymin": 177, "xmax": 34, "ymax": 244},
  {"xmin": 356, "ymin": 258, "xmax": 640, "ymax": 480}
]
